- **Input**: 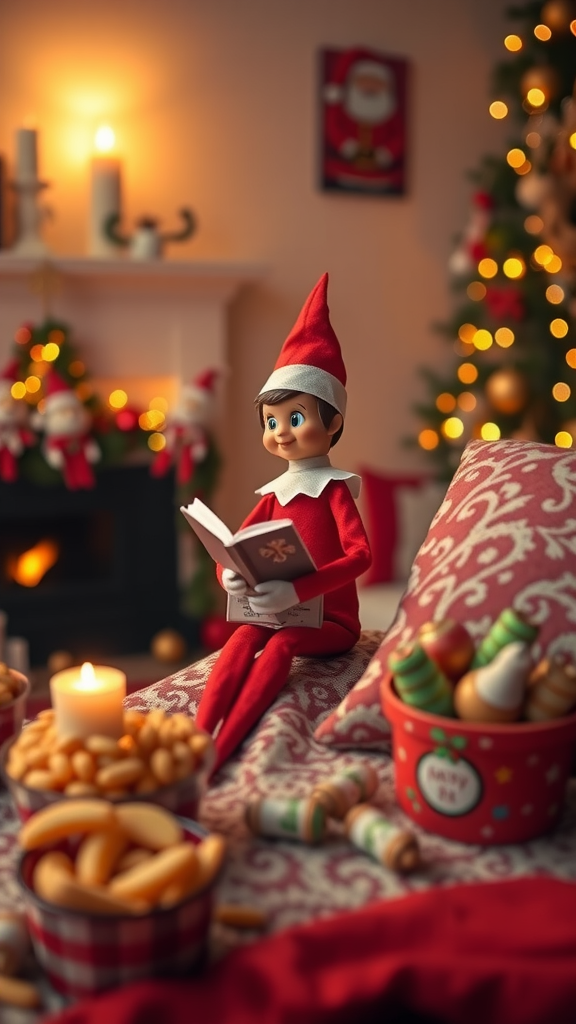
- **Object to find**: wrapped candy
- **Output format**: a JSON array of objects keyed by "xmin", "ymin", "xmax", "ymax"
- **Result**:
[
  {"xmin": 525, "ymin": 656, "xmax": 576, "ymax": 722},
  {"xmin": 388, "ymin": 641, "xmax": 454, "ymax": 716}
]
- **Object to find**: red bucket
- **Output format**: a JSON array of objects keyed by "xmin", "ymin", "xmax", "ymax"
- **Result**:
[
  {"xmin": 17, "ymin": 818, "xmax": 218, "ymax": 999},
  {"xmin": 381, "ymin": 672, "xmax": 576, "ymax": 845}
]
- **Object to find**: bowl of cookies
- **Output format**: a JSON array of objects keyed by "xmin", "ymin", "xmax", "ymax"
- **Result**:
[
  {"xmin": 0, "ymin": 664, "xmax": 30, "ymax": 762},
  {"xmin": 0, "ymin": 706, "xmax": 215, "ymax": 822},
  {"xmin": 17, "ymin": 798, "xmax": 226, "ymax": 999}
]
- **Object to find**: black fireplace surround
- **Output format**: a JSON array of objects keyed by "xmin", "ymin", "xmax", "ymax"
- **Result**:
[{"xmin": 0, "ymin": 464, "xmax": 182, "ymax": 665}]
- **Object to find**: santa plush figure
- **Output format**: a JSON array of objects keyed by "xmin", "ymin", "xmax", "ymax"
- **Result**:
[
  {"xmin": 36, "ymin": 370, "xmax": 101, "ymax": 489},
  {"xmin": 195, "ymin": 273, "xmax": 372, "ymax": 771},
  {"xmin": 0, "ymin": 359, "xmax": 35, "ymax": 482},
  {"xmin": 323, "ymin": 47, "xmax": 406, "ymax": 191},
  {"xmin": 151, "ymin": 369, "xmax": 218, "ymax": 484}
]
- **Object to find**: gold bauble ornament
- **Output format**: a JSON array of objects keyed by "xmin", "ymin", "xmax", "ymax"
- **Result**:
[
  {"xmin": 485, "ymin": 368, "xmax": 529, "ymax": 415},
  {"xmin": 150, "ymin": 628, "xmax": 187, "ymax": 663},
  {"xmin": 520, "ymin": 65, "xmax": 560, "ymax": 102},
  {"xmin": 47, "ymin": 650, "xmax": 75, "ymax": 674},
  {"xmin": 541, "ymin": 0, "xmax": 574, "ymax": 32}
]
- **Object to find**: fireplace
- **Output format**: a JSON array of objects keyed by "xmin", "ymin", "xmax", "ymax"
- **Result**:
[{"xmin": 0, "ymin": 464, "xmax": 182, "ymax": 665}]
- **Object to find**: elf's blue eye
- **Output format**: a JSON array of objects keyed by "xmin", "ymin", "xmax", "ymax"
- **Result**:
[
  {"xmin": 290, "ymin": 412, "xmax": 305, "ymax": 427},
  {"xmin": 266, "ymin": 417, "xmax": 278, "ymax": 431}
]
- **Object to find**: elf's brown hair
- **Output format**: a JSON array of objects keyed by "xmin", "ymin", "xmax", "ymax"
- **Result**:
[{"xmin": 255, "ymin": 388, "xmax": 343, "ymax": 448}]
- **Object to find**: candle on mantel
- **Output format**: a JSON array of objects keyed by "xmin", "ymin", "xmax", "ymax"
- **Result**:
[
  {"xmin": 89, "ymin": 124, "xmax": 122, "ymax": 258},
  {"xmin": 15, "ymin": 127, "xmax": 38, "ymax": 183},
  {"xmin": 49, "ymin": 662, "xmax": 126, "ymax": 739}
]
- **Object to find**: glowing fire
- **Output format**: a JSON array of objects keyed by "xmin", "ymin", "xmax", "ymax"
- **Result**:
[{"xmin": 11, "ymin": 539, "xmax": 59, "ymax": 587}]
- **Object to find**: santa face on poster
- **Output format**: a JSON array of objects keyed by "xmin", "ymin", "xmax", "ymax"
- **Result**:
[{"xmin": 321, "ymin": 46, "xmax": 408, "ymax": 195}]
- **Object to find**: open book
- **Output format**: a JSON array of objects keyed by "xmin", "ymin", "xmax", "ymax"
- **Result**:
[{"xmin": 180, "ymin": 498, "xmax": 323, "ymax": 628}]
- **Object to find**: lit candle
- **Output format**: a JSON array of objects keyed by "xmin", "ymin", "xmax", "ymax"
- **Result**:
[
  {"xmin": 49, "ymin": 662, "xmax": 126, "ymax": 739},
  {"xmin": 89, "ymin": 125, "xmax": 122, "ymax": 258},
  {"xmin": 15, "ymin": 127, "xmax": 38, "ymax": 183}
]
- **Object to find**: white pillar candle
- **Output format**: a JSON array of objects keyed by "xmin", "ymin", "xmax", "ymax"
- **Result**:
[
  {"xmin": 50, "ymin": 662, "xmax": 126, "ymax": 739},
  {"xmin": 15, "ymin": 128, "xmax": 38, "ymax": 182},
  {"xmin": 89, "ymin": 156, "xmax": 121, "ymax": 258}
]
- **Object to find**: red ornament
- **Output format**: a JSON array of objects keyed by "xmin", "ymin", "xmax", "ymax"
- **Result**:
[
  {"xmin": 116, "ymin": 407, "xmax": 140, "ymax": 432},
  {"xmin": 484, "ymin": 286, "xmax": 525, "ymax": 322},
  {"xmin": 199, "ymin": 615, "xmax": 238, "ymax": 652},
  {"xmin": 417, "ymin": 619, "xmax": 475, "ymax": 682}
]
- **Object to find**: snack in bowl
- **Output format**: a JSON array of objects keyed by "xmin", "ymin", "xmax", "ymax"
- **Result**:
[
  {"xmin": 17, "ymin": 799, "xmax": 226, "ymax": 999},
  {"xmin": 1, "ymin": 707, "xmax": 215, "ymax": 821}
]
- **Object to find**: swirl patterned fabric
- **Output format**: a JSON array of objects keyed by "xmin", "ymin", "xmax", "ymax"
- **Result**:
[{"xmin": 315, "ymin": 438, "xmax": 576, "ymax": 749}]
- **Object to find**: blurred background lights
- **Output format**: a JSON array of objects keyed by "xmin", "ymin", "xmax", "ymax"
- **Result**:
[
  {"xmin": 525, "ymin": 131, "xmax": 541, "ymax": 148},
  {"xmin": 550, "ymin": 318, "xmax": 569, "ymax": 338},
  {"xmin": 94, "ymin": 125, "xmax": 115, "ymax": 152},
  {"xmin": 418, "ymin": 429, "xmax": 439, "ymax": 451},
  {"xmin": 504, "ymin": 33, "xmax": 523, "ymax": 50},
  {"xmin": 442, "ymin": 417, "xmax": 464, "ymax": 439},
  {"xmin": 570, "ymin": 132, "xmax": 576, "ymax": 149},
  {"xmin": 495, "ymin": 327, "xmax": 515, "ymax": 348},
  {"xmin": 481, "ymin": 422, "xmax": 501, "ymax": 440},
  {"xmin": 457, "ymin": 392, "xmax": 476, "ymax": 412},
  {"xmin": 555, "ymin": 431, "xmax": 573, "ymax": 448},
  {"xmin": 25, "ymin": 375, "xmax": 41, "ymax": 393},
  {"xmin": 48, "ymin": 330, "xmax": 65, "ymax": 346},
  {"xmin": 526, "ymin": 88, "xmax": 546, "ymax": 107},
  {"xmin": 149, "ymin": 396, "xmax": 169, "ymax": 412},
  {"xmin": 467, "ymin": 281, "xmax": 487, "ymax": 300},
  {"xmin": 458, "ymin": 323, "xmax": 477, "ymax": 343},
  {"xmin": 478, "ymin": 258, "xmax": 498, "ymax": 278},
  {"xmin": 534, "ymin": 244, "xmax": 554, "ymax": 265},
  {"xmin": 507, "ymin": 147, "xmax": 527, "ymax": 168},
  {"xmin": 108, "ymin": 389, "xmax": 128, "ymax": 409},
  {"xmin": 503, "ymin": 256, "xmax": 525, "ymax": 278},
  {"xmin": 552, "ymin": 382, "xmax": 571, "ymax": 401},
  {"xmin": 148, "ymin": 432, "xmax": 166, "ymax": 452},
  {"xmin": 566, "ymin": 349, "xmax": 576, "ymax": 369},
  {"xmin": 10, "ymin": 382, "xmax": 26, "ymax": 400},
  {"xmin": 30, "ymin": 344, "xmax": 44, "ymax": 361},
  {"xmin": 436, "ymin": 392, "xmax": 456, "ymax": 413},
  {"xmin": 546, "ymin": 284, "xmax": 565, "ymax": 303},
  {"xmin": 489, "ymin": 101, "xmax": 508, "ymax": 119},
  {"xmin": 544, "ymin": 254, "xmax": 562, "ymax": 273},
  {"xmin": 534, "ymin": 24, "xmax": 552, "ymax": 40},
  {"xmin": 68, "ymin": 360, "xmax": 85, "ymax": 378},
  {"xmin": 473, "ymin": 329, "xmax": 493, "ymax": 350},
  {"xmin": 524, "ymin": 214, "xmax": 543, "ymax": 234},
  {"xmin": 42, "ymin": 343, "xmax": 60, "ymax": 362},
  {"xmin": 457, "ymin": 362, "xmax": 479, "ymax": 384}
]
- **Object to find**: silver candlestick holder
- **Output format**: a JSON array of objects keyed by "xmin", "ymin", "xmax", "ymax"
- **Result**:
[{"xmin": 9, "ymin": 178, "xmax": 52, "ymax": 257}]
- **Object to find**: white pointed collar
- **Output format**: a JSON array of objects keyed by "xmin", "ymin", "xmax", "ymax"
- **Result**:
[{"xmin": 255, "ymin": 455, "xmax": 361, "ymax": 506}]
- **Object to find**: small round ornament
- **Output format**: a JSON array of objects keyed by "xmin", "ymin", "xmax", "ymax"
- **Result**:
[
  {"xmin": 150, "ymin": 628, "xmax": 187, "ymax": 663},
  {"xmin": 485, "ymin": 368, "xmax": 529, "ymax": 416},
  {"xmin": 417, "ymin": 619, "xmax": 475, "ymax": 682},
  {"xmin": 454, "ymin": 641, "xmax": 531, "ymax": 723}
]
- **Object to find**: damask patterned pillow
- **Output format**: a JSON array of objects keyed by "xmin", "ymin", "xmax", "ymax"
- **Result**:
[{"xmin": 314, "ymin": 438, "xmax": 576, "ymax": 750}]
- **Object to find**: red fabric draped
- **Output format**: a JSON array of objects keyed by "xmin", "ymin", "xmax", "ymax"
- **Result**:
[{"xmin": 46, "ymin": 877, "xmax": 576, "ymax": 1024}]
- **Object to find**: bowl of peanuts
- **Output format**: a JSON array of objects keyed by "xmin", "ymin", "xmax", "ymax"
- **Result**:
[
  {"xmin": 0, "ymin": 706, "xmax": 216, "ymax": 823},
  {"xmin": 17, "ymin": 798, "xmax": 226, "ymax": 1000}
]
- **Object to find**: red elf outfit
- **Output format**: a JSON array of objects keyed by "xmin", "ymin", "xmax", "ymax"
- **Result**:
[
  {"xmin": 41, "ymin": 370, "xmax": 100, "ymax": 490},
  {"xmin": 0, "ymin": 359, "xmax": 34, "ymax": 482},
  {"xmin": 195, "ymin": 274, "xmax": 371, "ymax": 769}
]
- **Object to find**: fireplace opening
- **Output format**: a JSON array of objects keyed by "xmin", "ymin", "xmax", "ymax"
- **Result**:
[{"xmin": 0, "ymin": 465, "xmax": 186, "ymax": 666}]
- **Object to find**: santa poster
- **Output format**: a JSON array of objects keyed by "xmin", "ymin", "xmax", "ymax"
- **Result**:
[{"xmin": 320, "ymin": 46, "xmax": 408, "ymax": 196}]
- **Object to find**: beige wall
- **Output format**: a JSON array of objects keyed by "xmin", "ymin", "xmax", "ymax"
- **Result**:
[{"xmin": 0, "ymin": 0, "xmax": 508, "ymax": 527}]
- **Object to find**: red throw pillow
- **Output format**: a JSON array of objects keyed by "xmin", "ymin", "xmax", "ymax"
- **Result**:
[{"xmin": 315, "ymin": 439, "xmax": 576, "ymax": 749}]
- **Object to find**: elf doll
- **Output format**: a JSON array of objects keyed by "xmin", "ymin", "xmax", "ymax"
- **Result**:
[
  {"xmin": 195, "ymin": 272, "xmax": 372, "ymax": 770},
  {"xmin": 35, "ymin": 369, "xmax": 101, "ymax": 489},
  {"xmin": 151, "ymin": 369, "xmax": 218, "ymax": 484}
]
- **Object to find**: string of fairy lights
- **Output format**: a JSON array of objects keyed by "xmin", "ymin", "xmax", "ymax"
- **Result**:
[{"xmin": 417, "ymin": 3, "xmax": 576, "ymax": 457}]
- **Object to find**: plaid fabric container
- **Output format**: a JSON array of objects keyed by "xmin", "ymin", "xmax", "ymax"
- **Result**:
[
  {"xmin": 17, "ymin": 820, "xmax": 216, "ymax": 999},
  {"xmin": 0, "ymin": 734, "xmax": 205, "ymax": 823},
  {"xmin": 0, "ymin": 671, "xmax": 29, "ymax": 754}
]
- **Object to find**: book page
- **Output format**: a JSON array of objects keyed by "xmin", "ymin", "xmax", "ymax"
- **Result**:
[{"xmin": 182, "ymin": 498, "xmax": 234, "ymax": 545}]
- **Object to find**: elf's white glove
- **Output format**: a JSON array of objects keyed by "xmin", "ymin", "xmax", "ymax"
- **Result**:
[
  {"xmin": 221, "ymin": 568, "xmax": 248, "ymax": 596},
  {"xmin": 248, "ymin": 579, "xmax": 299, "ymax": 614}
]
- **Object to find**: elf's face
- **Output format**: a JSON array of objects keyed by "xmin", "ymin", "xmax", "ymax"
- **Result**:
[{"xmin": 262, "ymin": 392, "xmax": 342, "ymax": 462}]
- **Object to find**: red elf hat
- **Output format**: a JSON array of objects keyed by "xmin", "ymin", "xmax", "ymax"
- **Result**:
[
  {"xmin": 44, "ymin": 369, "xmax": 79, "ymax": 410},
  {"xmin": 257, "ymin": 273, "xmax": 347, "ymax": 416}
]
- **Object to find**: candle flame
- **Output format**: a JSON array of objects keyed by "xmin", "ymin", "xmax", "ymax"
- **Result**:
[
  {"xmin": 10, "ymin": 539, "xmax": 59, "ymax": 587},
  {"xmin": 78, "ymin": 662, "xmax": 96, "ymax": 690},
  {"xmin": 94, "ymin": 125, "xmax": 115, "ymax": 153}
]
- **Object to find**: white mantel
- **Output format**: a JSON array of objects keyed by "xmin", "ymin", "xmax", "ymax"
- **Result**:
[{"xmin": 0, "ymin": 256, "xmax": 265, "ymax": 405}]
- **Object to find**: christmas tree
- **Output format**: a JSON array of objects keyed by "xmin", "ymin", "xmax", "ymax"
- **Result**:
[{"xmin": 412, "ymin": 0, "xmax": 576, "ymax": 479}]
